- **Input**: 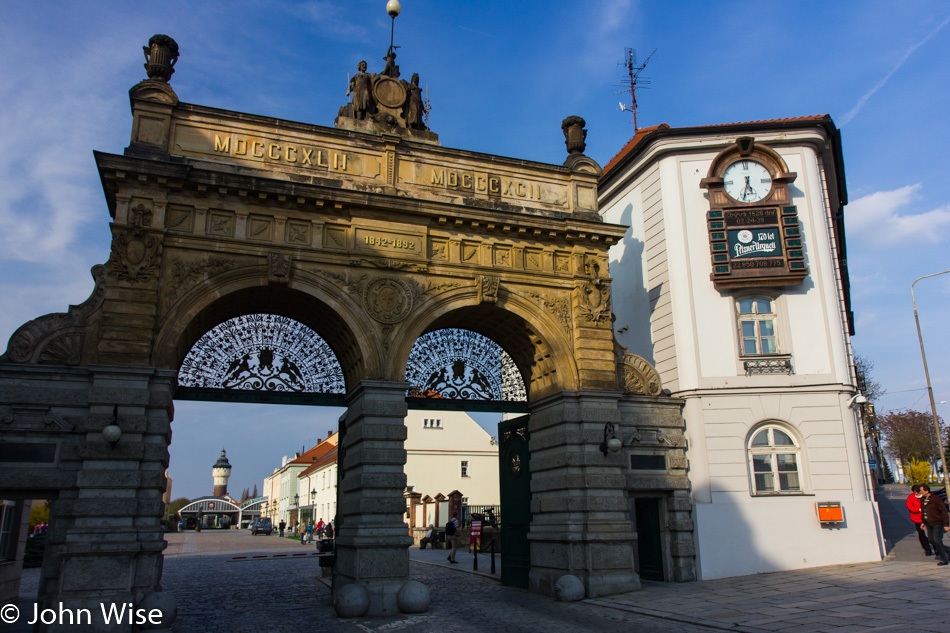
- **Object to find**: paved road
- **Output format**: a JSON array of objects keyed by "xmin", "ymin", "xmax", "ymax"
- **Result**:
[
  {"xmin": 159, "ymin": 530, "xmax": 708, "ymax": 632},
  {"xmin": 5, "ymin": 490, "xmax": 949, "ymax": 633}
]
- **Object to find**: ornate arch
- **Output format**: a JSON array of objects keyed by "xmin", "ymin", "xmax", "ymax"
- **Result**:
[
  {"xmin": 405, "ymin": 329, "xmax": 527, "ymax": 401},
  {"xmin": 178, "ymin": 314, "xmax": 345, "ymax": 393},
  {"xmin": 153, "ymin": 267, "xmax": 371, "ymax": 389},
  {"xmin": 389, "ymin": 283, "xmax": 581, "ymax": 400}
]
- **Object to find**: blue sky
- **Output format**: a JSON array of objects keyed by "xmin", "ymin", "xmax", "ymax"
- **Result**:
[{"xmin": 2, "ymin": 1, "xmax": 949, "ymax": 499}]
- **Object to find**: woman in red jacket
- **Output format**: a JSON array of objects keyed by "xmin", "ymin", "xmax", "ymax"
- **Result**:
[{"xmin": 907, "ymin": 484, "xmax": 933, "ymax": 556}]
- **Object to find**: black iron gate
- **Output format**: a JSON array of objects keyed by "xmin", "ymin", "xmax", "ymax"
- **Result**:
[{"xmin": 499, "ymin": 414, "xmax": 531, "ymax": 587}]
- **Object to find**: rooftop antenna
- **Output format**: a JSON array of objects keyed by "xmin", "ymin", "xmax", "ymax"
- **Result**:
[{"xmin": 615, "ymin": 47, "xmax": 656, "ymax": 131}]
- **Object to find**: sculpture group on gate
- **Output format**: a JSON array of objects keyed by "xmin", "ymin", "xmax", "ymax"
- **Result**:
[{"xmin": 338, "ymin": 46, "xmax": 429, "ymax": 134}]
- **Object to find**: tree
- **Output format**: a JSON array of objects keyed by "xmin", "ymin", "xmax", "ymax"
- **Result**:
[
  {"xmin": 240, "ymin": 487, "xmax": 249, "ymax": 502},
  {"xmin": 905, "ymin": 458, "xmax": 932, "ymax": 484},
  {"xmin": 165, "ymin": 497, "xmax": 191, "ymax": 531},
  {"xmin": 251, "ymin": 484, "xmax": 258, "ymax": 498},
  {"xmin": 877, "ymin": 409, "xmax": 942, "ymax": 468},
  {"xmin": 853, "ymin": 352, "xmax": 885, "ymax": 403},
  {"xmin": 29, "ymin": 500, "xmax": 50, "ymax": 531}
]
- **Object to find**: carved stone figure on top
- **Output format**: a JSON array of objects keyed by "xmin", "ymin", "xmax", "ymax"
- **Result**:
[
  {"xmin": 382, "ymin": 46, "xmax": 400, "ymax": 78},
  {"xmin": 334, "ymin": 46, "xmax": 438, "ymax": 142},
  {"xmin": 143, "ymin": 34, "xmax": 179, "ymax": 83},
  {"xmin": 347, "ymin": 60, "xmax": 374, "ymax": 120},
  {"xmin": 406, "ymin": 73, "xmax": 426, "ymax": 130},
  {"xmin": 562, "ymin": 116, "xmax": 587, "ymax": 155}
]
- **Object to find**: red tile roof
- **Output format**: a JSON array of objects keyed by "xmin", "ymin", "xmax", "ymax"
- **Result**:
[
  {"xmin": 288, "ymin": 433, "xmax": 338, "ymax": 466},
  {"xmin": 602, "ymin": 123, "xmax": 669, "ymax": 176},
  {"xmin": 602, "ymin": 115, "xmax": 831, "ymax": 177},
  {"xmin": 299, "ymin": 446, "xmax": 338, "ymax": 477}
]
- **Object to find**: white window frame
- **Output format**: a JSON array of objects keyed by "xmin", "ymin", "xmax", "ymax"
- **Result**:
[
  {"xmin": 735, "ymin": 295, "xmax": 780, "ymax": 357},
  {"xmin": 747, "ymin": 423, "xmax": 806, "ymax": 496},
  {"xmin": 423, "ymin": 418, "xmax": 443, "ymax": 429},
  {"xmin": 460, "ymin": 460, "xmax": 470, "ymax": 477}
]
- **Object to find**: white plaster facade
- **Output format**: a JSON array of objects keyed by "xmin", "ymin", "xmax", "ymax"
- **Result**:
[
  {"xmin": 403, "ymin": 410, "xmax": 499, "ymax": 506},
  {"xmin": 266, "ymin": 410, "xmax": 499, "ymax": 528},
  {"xmin": 598, "ymin": 120, "xmax": 884, "ymax": 579},
  {"xmin": 264, "ymin": 435, "xmax": 338, "ymax": 527}
]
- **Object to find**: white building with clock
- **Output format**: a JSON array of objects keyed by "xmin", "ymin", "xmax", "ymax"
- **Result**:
[{"xmin": 598, "ymin": 116, "xmax": 884, "ymax": 579}]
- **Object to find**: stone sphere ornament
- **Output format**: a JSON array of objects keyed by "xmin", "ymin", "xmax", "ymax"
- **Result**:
[
  {"xmin": 397, "ymin": 580, "xmax": 430, "ymax": 613},
  {"xmin": 386, "ymin": 0, "xmax": 401, "ymax": 18},
  {"xmin": 554, "ymin": 574, "xmax": 585, "ymax": 602},
  {"xmin": 102, "ymin": 424, "xmax": 122, "ymax": 444},
  {"xmin": 334, "ymin": 583, "xmax": 370, "ymax": 618}
]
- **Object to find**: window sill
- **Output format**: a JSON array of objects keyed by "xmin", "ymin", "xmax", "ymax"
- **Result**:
[{"xmin": 750, "ymin": 491, "xmax": 814, "ymax": 497}]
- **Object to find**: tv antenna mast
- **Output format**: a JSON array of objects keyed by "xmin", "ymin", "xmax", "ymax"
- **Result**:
[{"xmin": 616, "ymin": 47, "xmax": 656, "ymax": 131}]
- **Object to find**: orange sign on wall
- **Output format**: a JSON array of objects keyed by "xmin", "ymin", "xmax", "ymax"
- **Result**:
[{"xmin": 816, "ymin": 502, "xmax": 844, "ymax": 524}]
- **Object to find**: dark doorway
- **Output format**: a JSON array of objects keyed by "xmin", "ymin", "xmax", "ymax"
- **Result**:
[
  {"xmin": 498, "ymin": 414, "xmax": 531, "ymax": 588},
  {"xmin": 634, "ymin": 497, "xmax": 664, "ymax": 581}
]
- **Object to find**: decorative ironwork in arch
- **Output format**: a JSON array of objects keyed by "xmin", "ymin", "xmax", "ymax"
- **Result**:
[
  {"xmin": 406, "ymin": 329, "xmax": 527, "ymax": 402},
  {"xmin": 178, "ymin": 314, "xmax": 345, "ymax": 393}
]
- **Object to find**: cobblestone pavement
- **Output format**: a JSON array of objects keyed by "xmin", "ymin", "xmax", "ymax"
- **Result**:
[
  {"xmin": 6, "ymin": 488, "xmax": 950, "ymax": 633},
  {"xmin": 160, "ymin": 530, "xmax": 708, "ymax": 633}
]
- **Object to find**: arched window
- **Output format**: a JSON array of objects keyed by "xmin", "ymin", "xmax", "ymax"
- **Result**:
[
  {"xmin": 736, "ymin": 297, "xmax": 778, "ymax": 355},
  {"xmin": 747, "ymin": 425, "xmax": 802, "ymax": 495}
]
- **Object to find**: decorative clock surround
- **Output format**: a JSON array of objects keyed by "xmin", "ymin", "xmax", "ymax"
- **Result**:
[{"xmin": 700, "ymin": 137, "xmax": 808, "ymax": 289}]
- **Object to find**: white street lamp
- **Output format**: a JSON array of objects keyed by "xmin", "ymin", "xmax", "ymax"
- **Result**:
[{"xmin": 911, "ymin": 270, "xmax": 950, "ymax": 502}]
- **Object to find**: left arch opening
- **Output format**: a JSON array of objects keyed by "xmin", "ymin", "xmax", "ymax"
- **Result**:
[{"xmin": 178, "ymin": 313, "xmax": 345, "ymax": 394}]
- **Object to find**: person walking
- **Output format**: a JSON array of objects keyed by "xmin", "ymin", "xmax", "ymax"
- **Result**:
[
  {"xmin": 316, "ymin": 517, "xmax": 325, "ymax": 540},
  {"xmin": 445, "ymin": 513, "xmax": 461, "ymax": 564},
  {"xmin": 907, "ymin": 484, "xmax": 933, "ymax": 556},
  {"xmin": 306, "ymin": 522, "xmax": 314, "ymax": 544},
  {"xmin": 920, "ymin": 484, "xmax": 949, "ymax": 566},
  {"xmin": 278, "ymin": 519, "xmax": 286, "ymax": 538}
]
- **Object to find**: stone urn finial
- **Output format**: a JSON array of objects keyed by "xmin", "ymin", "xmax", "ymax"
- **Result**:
[
  {"xmin": 143, "ymin": 34, "xmax": 179, "ymax": 82},
  {"xmin": 562, "ymin": 115, "xmax": 587, "ymax": 155}
]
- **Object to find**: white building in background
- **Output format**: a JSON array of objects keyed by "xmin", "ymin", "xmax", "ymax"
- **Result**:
[
  {"xmin": 404, "ymin": 410, "xmax": 499, "ymax": 506},
  {"xmin": 263, "ymin": 432, "xmax": 337, "ymax": 527},
  {"xmin": 598, "ymin": 117, "xmax": 884, "ymax": 580},
  {"xmin": 298, "ymin": 441, "xmax": 338, "ymax": 526},
  {"xmin": 267, "ymin": 410, "xmax": 499, "ymax": 529}
]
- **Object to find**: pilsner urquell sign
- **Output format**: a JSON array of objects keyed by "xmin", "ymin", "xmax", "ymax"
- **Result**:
[{"xmin": 723, "ymin": 208, "xmax": 784, "ymax": 270}]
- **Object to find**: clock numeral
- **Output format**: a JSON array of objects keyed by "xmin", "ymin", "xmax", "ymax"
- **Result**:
[
  {"xmin": 724, "ymin": 180, "xmax": 733, "ymax": 185},
  {"xmin": 741, "ymin": 161, "xmax": 749, "ymax": 170},
  {"xmin": 760, "ymin": 178, "xmax": 771, "ymax": 184}
]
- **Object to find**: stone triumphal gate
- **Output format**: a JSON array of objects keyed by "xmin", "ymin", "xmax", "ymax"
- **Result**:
[{"xmin": 0, "ymin": 37, "xmax": 692, "ymax": 628}]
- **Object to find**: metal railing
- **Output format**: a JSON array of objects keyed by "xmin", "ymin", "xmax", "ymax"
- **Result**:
[{"xmin": 462, "ymin": 504, "xmax": 500, "ymax": 527}]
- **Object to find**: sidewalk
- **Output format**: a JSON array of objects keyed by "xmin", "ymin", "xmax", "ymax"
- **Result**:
[
  {"xmin": 588, "ymin": 558, "xmax": 949, "ymax": 633},
  {"xmin": 422, "ymin": 484, "xmax": 950, "ymax": 633},
  {"xmin": 408, "ymin": 540, "xmax": 503, "ymax": 581}
]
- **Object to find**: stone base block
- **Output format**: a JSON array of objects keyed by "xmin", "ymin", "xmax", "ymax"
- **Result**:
[{"xmin": 530, "ymin": 567, "xmax": 640, "ymax": 599}]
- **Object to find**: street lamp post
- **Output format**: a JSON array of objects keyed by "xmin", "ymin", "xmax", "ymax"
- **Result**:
[
  {"xmin": 310, "ymin": 488, "xmax": 316, "ymax": 523},
  {"xmin": 912, "ymin": 270, "xmax": 950, "ymax": 502}
]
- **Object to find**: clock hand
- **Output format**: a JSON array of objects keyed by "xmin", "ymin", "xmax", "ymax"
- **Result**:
[{"xmin": 741, "ymin": 176, "xmax": 756, "ymax": 201}]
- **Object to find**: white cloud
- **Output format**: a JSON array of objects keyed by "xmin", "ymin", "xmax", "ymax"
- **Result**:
[{"xmin": 848, "ymin": 184, "xmax": 950, "ymax": 245}]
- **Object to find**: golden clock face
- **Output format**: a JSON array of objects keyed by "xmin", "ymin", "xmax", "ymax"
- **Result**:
[{"xmin": 723, "ymin": 160, "xmax": 772, "ymax": 203}]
